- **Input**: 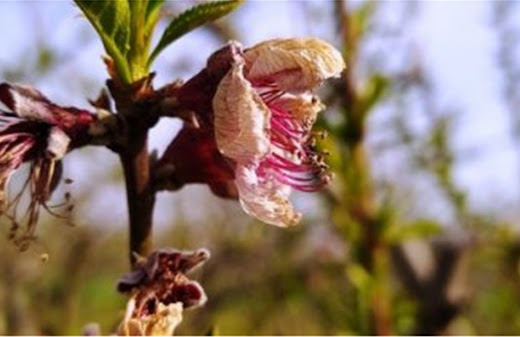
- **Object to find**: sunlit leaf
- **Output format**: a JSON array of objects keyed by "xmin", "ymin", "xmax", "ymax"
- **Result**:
[
  {"xmin": 144, "ymin": 0, "xmax": 166, "ymax": 35},
  {"xmin": 148, "ymin": 0, "xmax": 243, "ymax": 64},
  {"xmin": 146, "ymin": 0, "xmax": 166, "ymax": 21},
  {"xmin": 74, "ymin": 0, "xmax": 132, "ymax": 83}
]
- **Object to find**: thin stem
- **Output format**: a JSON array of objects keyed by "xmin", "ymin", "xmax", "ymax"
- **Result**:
[
  {"xmin": 108, "ymin": 76, "xmax": 158, "ymax": 268},
  {"xmin": 119, "ymin": 130, "xmax": 155, "ymax": 267},
  {"xmin": 105, "ymin": 76, "xmax": 187, "ymax": 267}
]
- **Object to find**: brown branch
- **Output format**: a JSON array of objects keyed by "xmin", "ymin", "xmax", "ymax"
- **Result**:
[
  {"xmin": 391, "ymin": 241, "xmax": 468, "ymax": 335},
  {"xmin": 119, "ymin": 132, "xmax": 155, "ymax": 266},
  {"xmin": 72, "ymin": 76, "xmax": 187, "ymax": 267},
  {"xmin": 107, "ymin": 76, "xmax": 158, "ymax": 267}
]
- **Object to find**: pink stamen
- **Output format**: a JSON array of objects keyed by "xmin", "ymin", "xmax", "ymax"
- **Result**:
[
  {"xmin": 252, "ymin": 82, "xmax": 330, "ymax": 192},
  {"xmin": 271, "ymin": 118, "xmax": 305, "ymax": 141},
  {"xmin": 261, "ymin": 91, "xmax": 284, "ymax": 104}
]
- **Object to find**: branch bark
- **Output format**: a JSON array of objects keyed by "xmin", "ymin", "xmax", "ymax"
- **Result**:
[
  {"xmin": 108, "ymin": 76, "xmax": 158, "ymax": 267},
  {"xmin": 120, "ymin": 131, "xmax": 155, "ymax": 266}
]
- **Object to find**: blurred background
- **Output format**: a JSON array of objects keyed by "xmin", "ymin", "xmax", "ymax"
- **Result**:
[{"xmin": 1, "ymin": 0, "xmax": 520, "ymax": 335}]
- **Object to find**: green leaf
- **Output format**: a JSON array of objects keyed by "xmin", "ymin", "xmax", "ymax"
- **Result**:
[
  {"xmin": 352, "ymin": 0, "xmax": 376, "ymax": 38},
  {"xmin": 146, "ymin": 0, "xmax": 166, "ymax": 20},
  {"xmin": 143, "ymin": 0, "xmax": 166, "ymax": 49},
  {"xmin": 148, "ymin": 0, "xmax": 243, "ymax": 65},
  {"xmin": 74, "ymin": 0, "xmax": 132, "ymax": 83},
  {"xmin": 358, "ymin": 74, "xmax": 388, "ymax": 118},
  {"xmin": 346, "ymin": 264, "xmax": 372, "ymax": 291},
  {"xmin": 128, "ymin": 0, "xmax": 148, "ymax": 80}
]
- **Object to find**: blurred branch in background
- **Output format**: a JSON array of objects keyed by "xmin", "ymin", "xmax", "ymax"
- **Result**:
[
  {"xmin": 326, "ymin": 0, "xmax": 477, "ymax": 334},
  {"xmin": 329, "ymin": 0, "xmax": 392, "ymax": 334},
  {"xmin": 387, "ymin": 55, "xmax": 474, "ymax": 334},
  {"xmin": 493, "ymin": 1, "xmax": 520, "ymax": 191}
]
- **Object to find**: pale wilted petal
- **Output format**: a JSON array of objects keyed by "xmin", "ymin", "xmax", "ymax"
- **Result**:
[
  {"xmin": 116, "ymin": 249, "xmax": 210, "ymax": 335},
  {"xmin": 0, "ymin": 83, "xmax": 55, "ymax": 123},
  {"xmin": 235, "ymin": 165, "xmax": 301, "ymax": 227},
  {"xmin": 245, "ymin": 38, "xmax": 345, "ymax": 91},
  {"xmin": 213, "ymin": 59, "xmax": 271, "ymax": 164},
  {"xmin": 118, "ymin": 298, "xmax": 183, "ymax": 336},
  {"xmin": 46, "ymin": 127, "xmax": 70, "ymax": 159}
]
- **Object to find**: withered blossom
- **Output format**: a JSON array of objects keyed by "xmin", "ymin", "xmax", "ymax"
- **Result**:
[
  {"xmin": 213, "ymin": 38, "xmax": 345, "ymax": 227},
  {"xmin": 117, "ymin": 248, "xmax": 210, "ymax": 336},
  {"xmin": 158, "ymin": 38, "xmax": 344, "ymax": 227},
  {"xmin": 0, "ymin": 83, "xmax": 95, "ymax": 246},
  {"xmin": 157, "ymin": 43, "xmax": 240, "ymax": 198},
  {"xmin": 158, "ymin": 125, "xmax": 237, "ymax": 198}
]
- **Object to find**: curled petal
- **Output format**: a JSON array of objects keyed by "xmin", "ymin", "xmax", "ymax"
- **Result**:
[
  {"xmin": 0, "ymin": 83, "xmax": 96, "ymax": 250},
  {"xmin": 0, "ymin": 121, "xmax": 40, "ymax": 211},
  {"xmin": 0, "ymin": 83, "xmax": 55, "ymax": 123},
  {"xmin": 244, "ymin": 37, "xmax": 345, "ymax": 91},
  {"xmin": 117, "ymin": 248, "xmax": 210, "ymax": 310},
  {"xmin": 46, "ymin": 127, "xmax": 70, "ymax": 159},
  {"xmin": 235, "ymin": 165, "xmax": 301, "ymax": 227},
  {"xmin": 177, "ymin": 42, "xmax": 244, "ymax": 126},
  {"xmin": 213, "ymin": 60, "xmax": 271, "ymax": 165},
  {"xmin": 0, "ymin": 82, "xmax": 95, "ymax": 145}
]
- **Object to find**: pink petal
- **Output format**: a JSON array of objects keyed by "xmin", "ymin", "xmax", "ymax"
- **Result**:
[
  {"xmin": 213, "ymin": 59, "xmax": 271, "ymax": 165},
  {"xmin": 235, "ymin": 164, "xmax": 301, "ymax": 227}
]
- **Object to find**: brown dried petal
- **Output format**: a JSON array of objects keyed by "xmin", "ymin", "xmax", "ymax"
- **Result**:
[
  {"xmin": 117, "ymin": 249, "xmax": 209, "ymax": 336},
  {"xmin": 157, "ymin": 125, "xmax": 236, "ymax": 196},
  {"xmin": 117, "ymin": 248, "xmax": 210, "ymax": 293}
]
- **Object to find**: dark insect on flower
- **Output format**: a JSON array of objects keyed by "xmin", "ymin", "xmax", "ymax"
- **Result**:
[
  {"xmin": 0, "ymin": 83, "xmax": 95, "ymax": 248},
  {"xmin": 117, "ymin": 248, "xmax": 210, "ymax": 336}
]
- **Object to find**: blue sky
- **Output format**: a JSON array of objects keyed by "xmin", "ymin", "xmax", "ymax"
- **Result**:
[{"xmin": 416, "ymin": 1, "xmax": 518, "ymax": 207}]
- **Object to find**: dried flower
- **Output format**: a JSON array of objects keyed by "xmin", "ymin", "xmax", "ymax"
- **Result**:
[
  {"xmin": 158, "ymin": 38, "xmax": 344, "ymax": 226},
  {"xmin": 212, "ymin": 38, "xmax": 345, "ymax": 227},
  {"xmin": 0, "ymin": 83, "xmax": 95, "ymax": 247},
  {"xmin": 156, "ymin": 43, "xmax": 241, "ymax": 198},
  {"xmin": 117, "ymin": 248, "xmax": 210, "ymax": 335}
]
